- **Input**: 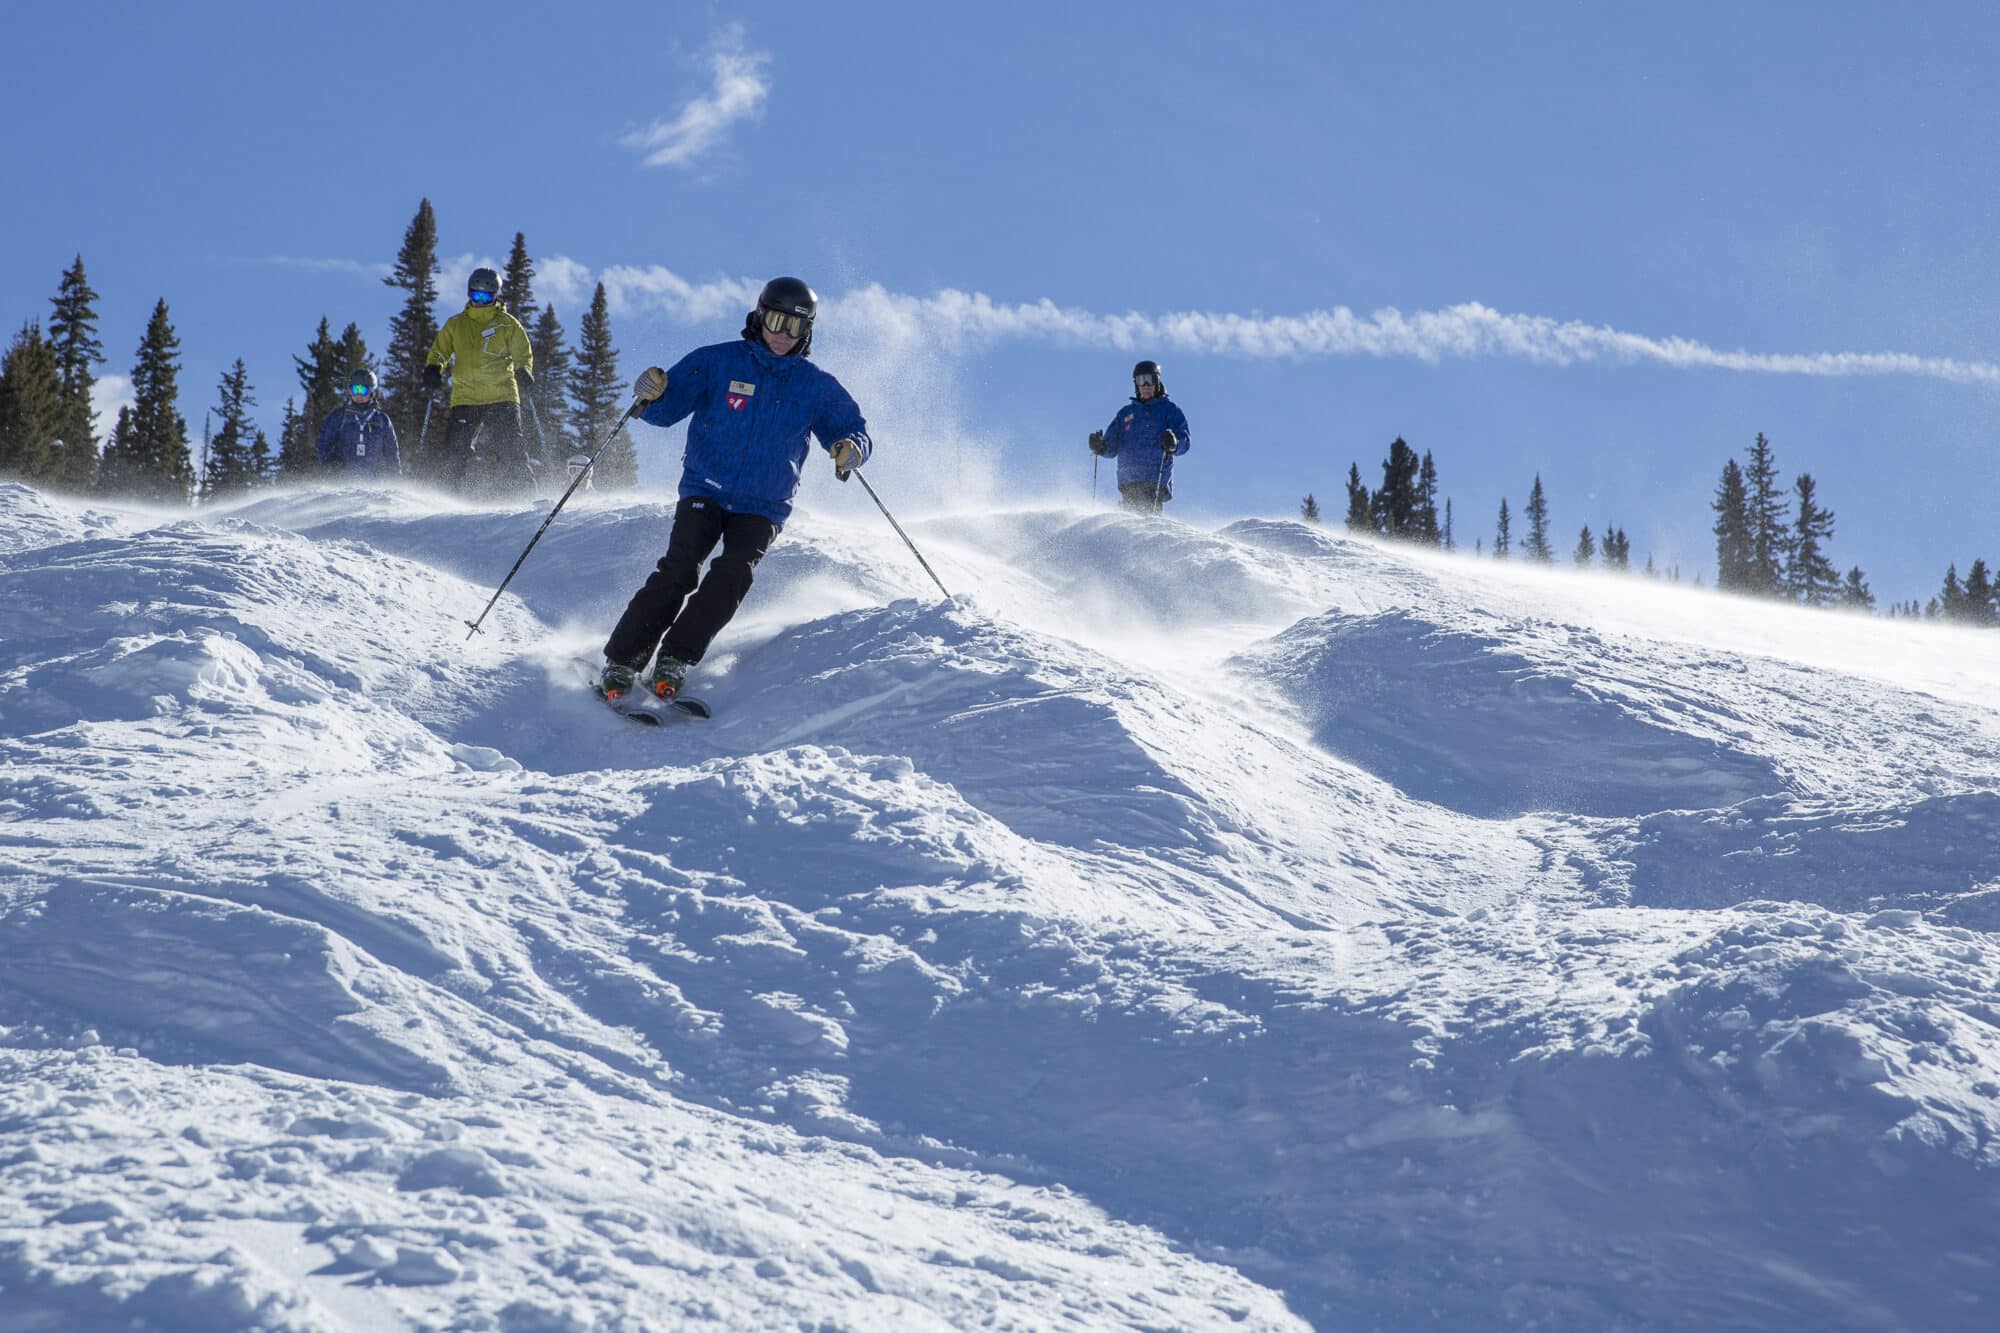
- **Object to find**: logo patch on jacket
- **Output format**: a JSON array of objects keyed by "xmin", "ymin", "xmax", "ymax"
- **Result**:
[{"xmin": 727, "ymin": 380, "xmax": 756, "ymax": 411}]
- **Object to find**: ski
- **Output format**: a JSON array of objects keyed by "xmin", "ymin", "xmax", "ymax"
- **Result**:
[{"xmin": 576, "ymin": 658, "xmax": 712, "ymax": 725}]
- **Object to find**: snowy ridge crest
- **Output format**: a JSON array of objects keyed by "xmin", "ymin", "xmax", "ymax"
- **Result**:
[{"xmin": 2, "ymin": 481, "xmax": 1998, "ymax": 1331}]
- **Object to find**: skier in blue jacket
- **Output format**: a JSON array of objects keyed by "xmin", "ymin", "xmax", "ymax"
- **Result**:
[
  {"xmin": 315, "ymin": 368, "xmax": 401, "ymax": 477},
  {"xmin": 1090, "ymin": 359, "xmax": 1189, "ymax": 514},
  {"xmin": 598, "ymin": 276, "xmax": 871, "ymax": 703}
]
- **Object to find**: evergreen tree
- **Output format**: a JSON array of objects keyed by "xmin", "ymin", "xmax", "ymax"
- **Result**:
[
  {"xmin": 47, "ymin": 255, "xmax": 104, "ymax": 492},
  {"xmin": 99, "ymin": 299, "xmax": 192, "ymax": 502},
  {"xmin": 1370, "ymin": 436, "xmax": 1421, "ymax": 536},
  {"xmin": 1643, "ymin": 553, "xmax": 1658, "ymax": 579},
  {"xmin": 528, "ymin": 304, "xmax": 575, "ymax": 468},
  {"xmin": 1300, "ymin": 492, "xmax": 1320, "ymax": 524},
  {"xmin": 1343, "ymin": 463, "xmax": 1371, "ymax": 531},
  {"xmin": 1837, "ymin": 566, "xmax": 1875, "ymax": 611},
  {"xmin": 1493, "ymin": 498, "xmax": 1511, "ymax": 558},
  {"xmin": 381, "ymin": 198, "xmax": 441, "ymax": 461},
  {"xmin": 336, "ymin": 322, "xmax": 372, "ymax": 383},
  {"xmin": 201, "ymin": 359, "xmax": 260, "ymax": 500},
  {"xmin": 250, "ymin": 427, "xmax": 274, "ymax": 486},
  {"xmin": 0, "ymin": 321, "xmax": 66, "ymax": 483},
  {"xmin": 1962, "ymin": 559, "xmax": 1999, "ymax": 627},
  {"xmin": 1523, "ymin": 473, "xmax": 1553, "ymax": 562},
  {"xmin": 499, "ymin": 232, "xmax": 538, "ymax": 326},
  {"xmin": 570, "ymin": 283, "xmax": 630, "ymax": 487},
  {"xmin": 275, "ymin": 397, "xmax": 316, "ymax": 482},
  {"xmin": 1743, "ymin": 432, "xmax": 1787, "ymax": 596},
  {"xmin": 1710, "ymin": 458, "xmax": 1753, "ymax": 591},
  {"xmin": 1443, "ymin": 498, "xmax": 1454, "ymax": 551},
  {"xmin": 1939, "ymin": 564, "xmax": 1966, "ymax": 621},
  {"xmin": 1603, "ymin": 526, "xmax": 1630, "ymax": 570},
  {"xmin": 1574, "ymin": 525, "xmax": 1596, "ymax": 567},
  {"xmin": 1415, "ymin": 450, "xmax": 1440, "ymax": 544},
  {"xmin": 1785, "ymin": 472, "xmax": 1839, "ymax": 607}
]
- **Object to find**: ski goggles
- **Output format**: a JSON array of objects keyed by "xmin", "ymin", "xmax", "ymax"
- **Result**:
[
  {"xmin": 469, "ymin": 289, "xmax": 497, "ymax": 306},
  {"xmin": 348, "ymin": 382, "xmax": 374, "ymax": 400},
  {"xmin": 1133, "ymin": 372, "xmax": 1160, "ymax": 389},
  {"xmin": 759, "ymin": 307, "xmax": 811, "ymax": 339}
]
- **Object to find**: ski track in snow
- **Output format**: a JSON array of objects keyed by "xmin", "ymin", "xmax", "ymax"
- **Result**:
[{"xmin": 2, "ymin": 479, "xmax": 1998, "ymax": 1331}]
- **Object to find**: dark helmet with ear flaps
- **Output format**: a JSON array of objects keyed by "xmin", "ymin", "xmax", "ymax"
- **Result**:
[
  {"xmin": 743, "ymin": 276, "xmax": 818, "ymax": 356},
  {"xmin": 1133, "ymin": 359, "xmax": 1165, "ymax": 394}
]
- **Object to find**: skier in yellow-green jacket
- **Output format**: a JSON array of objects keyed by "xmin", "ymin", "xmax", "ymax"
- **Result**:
[{"xmin": 424, "ymin": 266, "xmax": 536, "ymax": 495}]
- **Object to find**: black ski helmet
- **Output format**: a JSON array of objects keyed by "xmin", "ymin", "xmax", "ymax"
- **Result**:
[
  {"xmin": 347, "ymin": 366, "xmax": 378, "ymax": 404},
  {"xmin": 744, "ymin": 276, "xmax": 817, "ymax": 356},
  {"xmin": 468, "ymin": 267, "xmax": 502, "ymax": 302},
  {"xmin": 1133, "ymin": 359, "xmax": 1165, "ymax": 394}
]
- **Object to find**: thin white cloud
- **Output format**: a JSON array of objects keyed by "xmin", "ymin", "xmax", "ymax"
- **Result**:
[
  {"xmin": 620, "ymin": 26, "xmax": 769, "ymax": 170},
  {"xmin": 488, "ymin": 255, "xmax": 2000, "ymax": 390},
  {"xmin": 828, "ymin": 286, "xmax": 2000, "ymax": 387}
]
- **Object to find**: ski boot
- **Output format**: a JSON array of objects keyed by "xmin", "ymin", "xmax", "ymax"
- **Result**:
[
  {"xmin": 647, "ymin": 654, "xmax": 691, "ymax": 700},
  {"xmin": 598, "ymin": 660, "xmax": 640, "ymax": 702}
]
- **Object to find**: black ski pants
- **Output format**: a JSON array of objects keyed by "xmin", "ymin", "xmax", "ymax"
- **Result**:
[
  {"xmin": 433, "ymin": 401, "xmax": 533, "ymax": 497},
  {"xmin": 603, "ymin": 497, "xmax": 778, "ymax": 668}
]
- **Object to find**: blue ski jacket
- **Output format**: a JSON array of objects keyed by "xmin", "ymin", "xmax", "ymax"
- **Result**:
[
  {"xmin": 315, "ymin": 406, "xmax": 401, "ymax": 475},
  {"xmin": 1101, "ymin": 395, "xmax": 1191, "ymax": 499},
  {"xmin": 637, "ymin": 337, "xmax": 872, "ymax": 527}
]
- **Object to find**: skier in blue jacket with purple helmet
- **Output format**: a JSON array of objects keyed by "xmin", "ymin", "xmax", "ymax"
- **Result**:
[
  {"xmin": 1090, "ymin": 359, "xmax": 1190, "ymax": 514},
  {"xmin": 598, "ymin": 276, "xmax": 871, "ymax": 704},
  {"xmin": 315, "ymin": 368, "xmax": 401, "ymax": 478}
]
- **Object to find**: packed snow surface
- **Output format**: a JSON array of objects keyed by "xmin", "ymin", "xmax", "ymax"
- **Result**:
[{"xmin": 2, "ymin": 479, "xmax": 1998, "ymax": 1331}]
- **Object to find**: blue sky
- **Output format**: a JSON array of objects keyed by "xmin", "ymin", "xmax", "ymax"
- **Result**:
[{"xmin": 5, "ymin": 2, "xmax": 1997, "ymax": 605}]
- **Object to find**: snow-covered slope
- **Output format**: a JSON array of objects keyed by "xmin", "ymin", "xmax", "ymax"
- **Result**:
[{"xmin": 2, "ymin": 478, "xmax": 1997, "ymax": 1331}]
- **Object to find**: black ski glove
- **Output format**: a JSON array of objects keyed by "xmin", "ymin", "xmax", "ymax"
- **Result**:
[
  {"xmin": 1088, "ymin": 430, "xmax": 1107, "ymax": 455},
  {"xmin": 1160, "ymin": 429, "xmax": 1177, "ymax": 453},
  {"xmin": 423, "ymin": 364, "xmax": 443, "ymax": 392}
]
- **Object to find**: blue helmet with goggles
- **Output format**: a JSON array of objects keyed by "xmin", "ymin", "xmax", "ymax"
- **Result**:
[{"xmin": 347, "ymin": 367, "xmax": 378, "ymax": 403}]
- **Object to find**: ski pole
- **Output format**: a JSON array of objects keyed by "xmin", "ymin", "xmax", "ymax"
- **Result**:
[
  {"xmin": 851, "ymin": 469, "xmax": 950, "ymax": 600},
  {"xmin": 416, "ymin": 392, "xmax": 435, "ymax": 470},
  {"xmin": 463, "ymin": 400, "xmax": 636, "ymax": 640}
]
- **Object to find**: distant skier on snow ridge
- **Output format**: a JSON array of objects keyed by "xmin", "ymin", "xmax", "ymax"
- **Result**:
[
  {"xmin": 1089, "ymin": 359, "xmax": 1191, "ymax": 515},
  {"xmin": 596, "ymin": 276, "xmax": 872, "ymax": 706}
]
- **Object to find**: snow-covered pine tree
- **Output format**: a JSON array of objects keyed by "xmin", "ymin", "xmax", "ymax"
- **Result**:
[
  {"xmin": 1743, "ymin": 433, "xmax": 1787, "ymax": 597},
  {"xmin": 1574, "ymin": 525, "xmax": 1596, "ymax": 567},
  {"xmin": 1416, "ymin": 450, "xmax": 1440, "ymax": 544},
  {"xmin": 1370, "ymin": 437, "xmax": 1421, "ymax": 537},
  {"xmin": 1961, "ymin": 560, "xmax": 1998, "ymax": 627},
  {"xmin": 1524, "ymin": 473, "xmax": 1553, "ymax": 562},
  {"xmin": 0, "ymin": 321, "xmax": 65, "ymax": 484},
  {"xmin": 1494, "ymin": 498, "xmax": 1511, "ymax": 558},
  {"xmin": 1343, "ymin": 463, "xmax": 1370, "ymax": 531},
  {"xmin": 201, "ymin": 359, "xmax": 259, "ymax": 501},
  {"xmin": 1838, "ymin": 566, "xmax": 1875, "ymax": 611},
  {"xmin": 527, "ymin": 305, "xmax": 573, "ymax": 474},
  {"xmin": 381, "ymin": 199, "xmax": 441, "ymax": 465},
  {"xmin": 570, "ymin": 283, "xmax": 630, "ymax": 488},
  {"xmin": 1785, "ymin": 472, "xmax": 1838, "ymax": 607},
  {"xmin": 1300, "ymin": 493, "xmax": 1320, "ymax": 523},
  {"xmin": 47, "ymin": 255, "xmax": 103, "ymax": 492},
  {"xmin": 99, "ymin": 299, "xmax": 192, "ymax": 503},
  {"xmin": 499, "ymin": 232, "xmax": 538, "ymax": 327},
  {"xmin": 1710, "ymin": 458, "xmax": 1753, "ymax": 591}
]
